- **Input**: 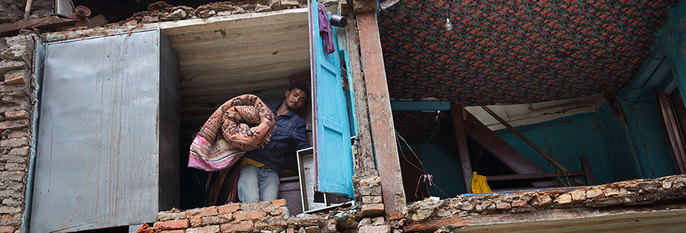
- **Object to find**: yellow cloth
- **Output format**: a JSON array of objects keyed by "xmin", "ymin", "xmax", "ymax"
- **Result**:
[
  {"xmin": 471, "ymin": 172, "xmax": 492, "ymax": 193},
  {"xmin": 241, "ymin": 157, "xmax": 265, "ymax": 168}
]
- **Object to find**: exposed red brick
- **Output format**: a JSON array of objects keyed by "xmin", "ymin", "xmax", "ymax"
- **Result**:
[
  {"xmin": 511, "ymin": 199, "xmax": 528, "ymax": 208},
  {"xmin": 269, "ymin": 206, "xmax": 287, "ymax": 216},
  {"xmin": 1, "ymin": 171, "xmax": 24, "ymax": 181},
  {"xmin": 186, "ymin": 225, "xmax": 219, "ymax": 233},
  {"xmin": 4, "ymin": 163, "xmax": 26, "ymax": 171},
  {"xmin": 1, "ymin": 213, "xmax": 21, "ymax": 224},
  {"xmin": 8, "ymin": 146, "xmax": 29, "ymax": 156},
  {"xmin": 271, "ymin": 199, "xmax": 287, "ymax": 207},
  {"xmin": 0, "ymin": 119, "xmax": 28, "ymax": 130},
  {"xmin": 0, "ymin": 137, "xmax": 28, "ymax": 147},
  {"xmin": 5, "ymin": 110, "xmax": 28, "ymax": 120},
  {"xmin": 7, "ymin": 130, "xmax": 27, "ymax": 138},
  {"xmin": 218, "ymin": 203, "xmax": 240, "ymax": 214},
  {"xmin": 201, "ymin": 215, "xmax": 225, "ymax": 225},
  {"xmin": 3, "ymin": 72, "xmax": 24, "ymax": 85},
  {"xmin": 186, "ymin": 206, "xmax": 218, "ymax": 218},
  {"xmin": 0, "ymin": 226, "xmax": 14, "ymax": 233},
  {"xmin": 153, "ymin": 219, "xmax": 189, "ymax": 230},
  {"xmin": 157, "ymin": 210, "xmax": 186, "ymax": 221},
  {"xmin": 189, "ymin": 216, "xmax": 202, "ymax": 227},
  {"xmin": 157, "ymin": 230, "xmax": 184, "ymax": 233},
  {"xmin": 221, "ymin": 221, "xmax": 253, "ymax": 233},
  {"xmin": 361, "ymin": 204, "xmax": 385, "ymax": 217},
  {"xmin": 233, "ymin": 210, "xmax": 265, "ymax": 221}
]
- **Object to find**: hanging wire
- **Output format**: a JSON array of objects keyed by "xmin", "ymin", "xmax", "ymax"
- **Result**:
[{"xmin": 395, "ymin": 130, "xmax": 449, "ymax": 198}]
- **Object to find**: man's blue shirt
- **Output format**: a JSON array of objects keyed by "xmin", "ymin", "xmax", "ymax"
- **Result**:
[{"xmin": 245, "ymin": 103, "xmax": 310, "ymax": 172}]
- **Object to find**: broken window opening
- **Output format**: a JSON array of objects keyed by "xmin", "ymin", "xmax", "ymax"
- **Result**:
[{"xmin": 391, "ymin": 94, "xmax": 681, "ymax": 203}]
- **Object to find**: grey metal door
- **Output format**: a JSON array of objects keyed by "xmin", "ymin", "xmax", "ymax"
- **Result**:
[{"xmin": 31, "ymin": 29, "xmax": 179, "ymax": 232}]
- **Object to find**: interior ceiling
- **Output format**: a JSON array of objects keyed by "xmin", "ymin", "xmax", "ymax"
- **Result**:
[
  {"xmin": 378, "ymin": 0, "xmax": 677, "ymax": 105},
  {"xmin": 159, "ymin": 9, "xmax": 310, "ymax": 133}
]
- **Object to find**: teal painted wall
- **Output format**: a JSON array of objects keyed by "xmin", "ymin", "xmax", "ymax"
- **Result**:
[
  {"xmin": 596, "ymin": 103, "xmax": 643, "ymax": 181},
  {"xmin": 494, "ymin": 112, "xmax": 616, "ymax": 185},
  {"xmin": 409, "ymin": 143, "xmax": 466, "ymax": 197},
  {"xmin": 411, "ymin": 100, "xmax": 676, "ymax": 195},
  {"xmin": 618, "ymin": 97, "xmax": 677, "ymax": 178}
]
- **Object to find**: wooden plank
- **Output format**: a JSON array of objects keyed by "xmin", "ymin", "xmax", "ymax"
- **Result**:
[
  {"xmin": 180, "ymin": 79, "xmax": 288, "ymax": 96},
  {"xmin": 171, "ymin": 28, "xmax": 309, "ymax": 55},
  {"xmin": 480, "ymin": 106, "xmax": 584, "ymax": 185},
  {"xmin": 462, "ymin": 110, "xmax": 558, "ymax": 187},
  {"xmin": 405, "ymin": 205, "xmax": 686, "ymax": 233},
  {"xmin": 167, "ymin": 21, "xmax": 307, "ymax": 48},
  {"xmin": 178, "ymin": 44, "xmax": 309, "ymax": 66},
  {"xmin": 345, "ymin": 11, "xmax": 376, "ymax": 171},
  {"xmin": 450, "ymin": 102, "xmax": 473, "ymax": 193},
  {"xmin": 580, "ymin": 156, "xmax": 595, "ymax": 185},
  {"xmin": 357, "ymin": 12, "xmax": 406, "ymax": 219},
  {"xmin": 354, "ymin": 0, "xmax": 377, "ymax": 13},
  {"xmin": 0, "ymin": 16, "xmax": 75, "ymax": 36},
  {"xmin": 179, "ymin": 60, "xmax": 309, "ymax": 81},
  {"xmin": 486, "ymin": 171, "xmax": 585, "ymax": 182},
  {"xmin": 179, "ymin": 51, "xmax": 309, "ymax": 71},
  {"xmin": 656, "ymin": 88, "xmax": 686, "ymax": 174}
]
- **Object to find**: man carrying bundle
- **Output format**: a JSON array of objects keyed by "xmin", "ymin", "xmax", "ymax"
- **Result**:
[{"xmin": 237, "ymin": 82, "xmax": 311, "ymax": 203}]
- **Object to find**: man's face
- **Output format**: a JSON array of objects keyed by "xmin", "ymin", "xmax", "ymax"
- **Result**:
[{"xmin": 284, "ymin": 88, "xmax": 307, "ymax": 111}]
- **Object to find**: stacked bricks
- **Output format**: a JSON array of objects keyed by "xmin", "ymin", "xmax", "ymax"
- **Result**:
[
  {"xmin": 352, "ymin": 171, "xmax": 392, "ymax": 233},
  {"xmin": 403, "ymin": 175, "xmax": 686, "ymax": 225},
  {"xmin": 154, "ymin": 199, "xmax": 297, "ymax": 233},
  {"xmin": 0, "ymin": 34, "xmax": 33, "ymax": 233},
  {"xmin": 153, "ymin": 199, "xmax": 391, "ymax": 233}
]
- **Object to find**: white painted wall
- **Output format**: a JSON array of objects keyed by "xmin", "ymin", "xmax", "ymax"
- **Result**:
[{"xmin": 466, "ymin": 94, "xmax": 606, "ymax": 131}]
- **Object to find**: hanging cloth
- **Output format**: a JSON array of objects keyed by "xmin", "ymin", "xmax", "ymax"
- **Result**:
[
  {"xmin": 471, "ymin": 172, "xmax": 492, "ymax": 193},
  {"xmin": 318, "ymin": 3, "xmax": 335, "ymax": 54}
]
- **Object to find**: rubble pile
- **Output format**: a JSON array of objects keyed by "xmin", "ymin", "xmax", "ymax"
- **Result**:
[
  {"xmin": 119, "ymin": 0, "xmax": 339, "ymax": 26},
  {"xmin": 405, "ymin": 175, "xmax": 686, "ymax": 225},
  {"xmin": 154, "ymin": 200, "xmax": 351, "ymax": 233}
]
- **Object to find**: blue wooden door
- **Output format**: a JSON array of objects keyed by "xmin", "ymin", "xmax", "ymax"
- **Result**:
[{"xmin": 309, "ymin": 0, "xmax": 354, "ymax": 198}]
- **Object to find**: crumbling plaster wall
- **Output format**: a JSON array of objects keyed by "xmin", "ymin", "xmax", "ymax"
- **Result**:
[
  {"xmin": 0, "ymin": 33, "xmax": 37, "ymax": 233},
  {"xmin": 0, "ymin": 0, "xmax": 53, "ymax": 20}
]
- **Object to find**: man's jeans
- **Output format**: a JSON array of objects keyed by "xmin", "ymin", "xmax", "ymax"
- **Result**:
[{"xmin": 237, "ymin": 163, "xmax": 280, "ymax": 202}]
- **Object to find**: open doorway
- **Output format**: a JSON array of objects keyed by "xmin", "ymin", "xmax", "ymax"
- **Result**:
[
  {"xmin": 165, "ymin": 6, "xmax": 354, "ymax": 214},
  {"xmin": 163, "ymin": 9, "xmax": 312, "ymax": 211}
]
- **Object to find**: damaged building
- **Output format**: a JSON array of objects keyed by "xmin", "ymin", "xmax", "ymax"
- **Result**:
[{"xmin": 1, "ymin": 0, "xmax": 686, "ymax": 232}]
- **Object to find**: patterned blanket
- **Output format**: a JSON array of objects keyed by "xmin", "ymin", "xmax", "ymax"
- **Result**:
[{"xmin": 188, "ymin": 94, "xmax": 275, "ymax": 171}]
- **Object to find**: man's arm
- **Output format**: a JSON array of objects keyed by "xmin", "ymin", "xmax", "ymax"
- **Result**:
[{"xmin": 292, "ymin": 121, "xmax": 311, "ymax": 150}]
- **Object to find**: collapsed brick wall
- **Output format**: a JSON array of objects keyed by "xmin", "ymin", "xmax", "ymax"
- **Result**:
[
  {"xmin": 151, "ymin": 172, "xmax": 393, "ymax": 233},
  {"xmin": 118, "ymin": 0, "xmax": 337, "ymax": 25},
  {"xmin": 0, "ymin": 34, "xmax": 36, "ymax": 233},
  {"xmin": 401, "ymin": 175, "xmax": 686, "ymax": 232},
  {"xmin": 153, "ymin": 200, "xmax": 337, "ymax": 233},
  {"xmin": 0, "ymin": 0, "xmax": 53, "ymax": 20},
  {"xmin": 153, "ymin": 175, "xmax": 686, "ymax": 233}
]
